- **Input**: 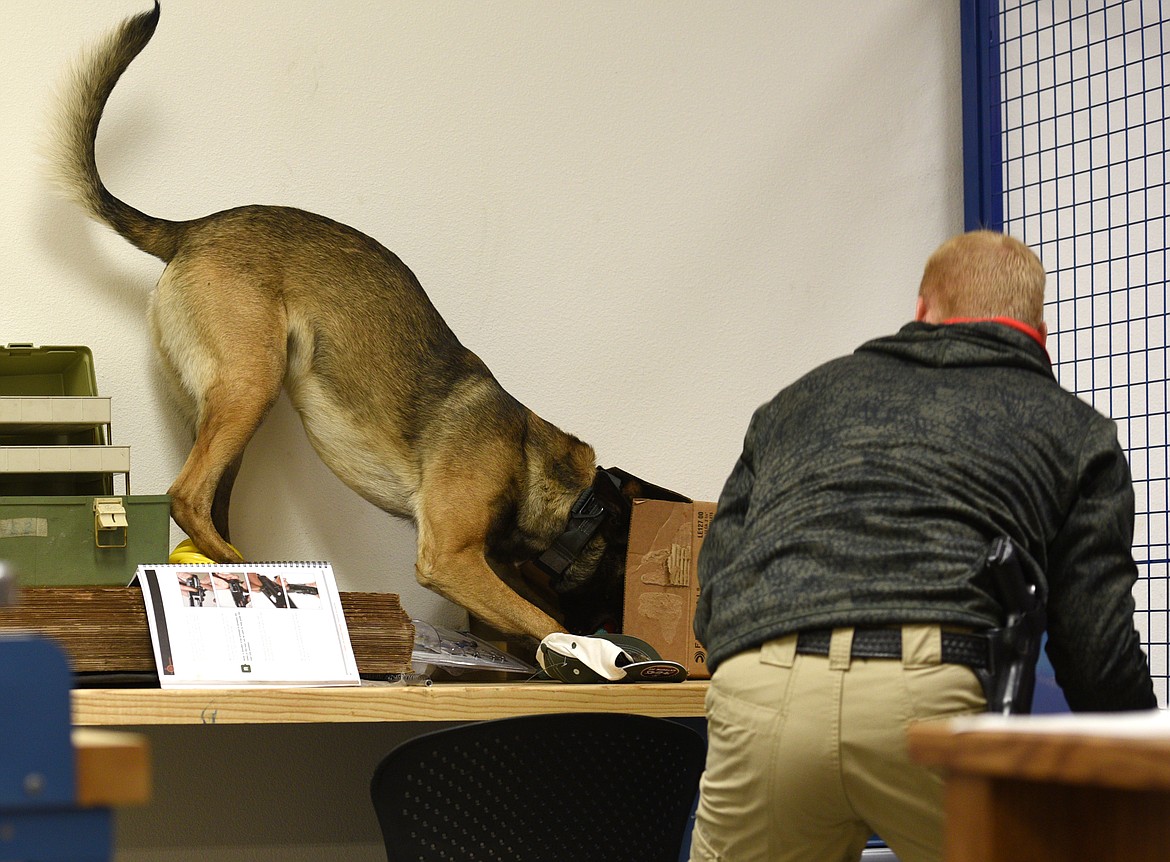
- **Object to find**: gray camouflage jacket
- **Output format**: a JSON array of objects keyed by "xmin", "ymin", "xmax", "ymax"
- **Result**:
[{"xmin": 694, "ymin": 320, "xmax": 1156, "ymax": 711}]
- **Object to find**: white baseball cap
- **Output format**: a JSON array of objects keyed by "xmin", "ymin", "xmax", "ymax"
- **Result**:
[{"xmin": 536, "ymin": 632, "xmax": 687, "ymax": 683}]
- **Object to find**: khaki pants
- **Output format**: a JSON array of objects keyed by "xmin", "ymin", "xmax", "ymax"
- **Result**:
[{"xmin": 690, "ymin": 626, "xmax": 986, "ymax": 862}]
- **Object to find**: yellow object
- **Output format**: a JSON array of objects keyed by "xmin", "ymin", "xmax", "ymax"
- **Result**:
[{"xmin": 169, "ymin": 537, "xmax": 240, "ymax": 565}]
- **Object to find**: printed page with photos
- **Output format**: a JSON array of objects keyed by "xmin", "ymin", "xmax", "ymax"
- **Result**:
[{"xmin": 134, "ymin": 562, "xmax": 361, "ymax": 688}]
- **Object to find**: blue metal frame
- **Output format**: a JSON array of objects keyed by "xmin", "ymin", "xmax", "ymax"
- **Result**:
[
  {"xmin": 0, "ymin": 634, "xmax": 75, "ymax": 809},
  {"xmin": 0, "ymin": 633, "xmax": 116, "ymax": 862},
  {"xmin": 959, "ymin": 0, "xmax": 1003, "ymax": 232},
  {"xmin": 958, "ymin": 0, "xmax": 1168, "ymax": 710},
  {"xmin": 0, "ymin": 809, "xmax": 113, "ymax": 862}
]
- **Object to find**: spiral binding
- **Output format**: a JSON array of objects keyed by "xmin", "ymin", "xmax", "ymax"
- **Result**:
[{"xmin": 168, "ymin": 539, "xmax": 328, "ymax": 568}]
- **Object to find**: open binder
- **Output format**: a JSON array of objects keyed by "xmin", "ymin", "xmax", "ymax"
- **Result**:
[{"xmin": 134, "ymin": 561, "xmax": 360, "ymax": 688}]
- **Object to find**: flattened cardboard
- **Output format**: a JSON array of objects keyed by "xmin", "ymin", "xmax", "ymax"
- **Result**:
[
  {"xmin": 0, "ymin": 586, "xmax": 413, "ymax": 677},
  {"xmin": 622, "ymin": 495, "xmax": 715, "ymax": 679}
]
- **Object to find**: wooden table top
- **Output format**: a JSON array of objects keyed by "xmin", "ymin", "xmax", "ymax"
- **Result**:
[
  {"xmin": 908, "ymin": 711, "xmax": 1170, "ymax": 791},
  {"xmin": 73, "ymin": 680, "xmax": 710, "ymax": 726}
]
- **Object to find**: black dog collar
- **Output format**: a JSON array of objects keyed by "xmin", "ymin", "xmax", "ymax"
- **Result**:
[{"xmin": 534, "ymin": 468, "xmax": 623, "ymax": 584}]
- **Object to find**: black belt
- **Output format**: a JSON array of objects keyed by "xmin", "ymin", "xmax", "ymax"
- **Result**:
[{"xmin": 795, "ymin": 627, "xmax": 989, "ymax": 671}]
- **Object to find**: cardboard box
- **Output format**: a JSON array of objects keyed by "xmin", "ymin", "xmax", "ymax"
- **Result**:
[
  {"xmin": 622, "ymin": 495, "xmax": 716, "ymax": 679},
  {"xmin": 0, "ymin": 587, "xmax": 414, "ymax": 676}
]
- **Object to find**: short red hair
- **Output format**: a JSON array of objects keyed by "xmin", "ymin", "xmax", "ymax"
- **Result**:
[{"xmin": 919, "ymin": 231, "xmax": 1046, "ymax": 329}]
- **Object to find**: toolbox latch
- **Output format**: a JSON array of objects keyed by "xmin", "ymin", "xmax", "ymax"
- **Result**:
[{"xmin": 93, "ymin": 497, "xmax": 128, "ymax": 549}]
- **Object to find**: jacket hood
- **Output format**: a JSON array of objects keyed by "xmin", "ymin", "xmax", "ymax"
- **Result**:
[{"xmin": 857, "ymin": 321, "xmax": 1054, "ymax": 378}]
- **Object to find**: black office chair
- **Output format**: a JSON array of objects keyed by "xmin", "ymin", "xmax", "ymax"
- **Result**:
[{"xmin": 369, "ymin": 711, "xmax": 707, "ymax": 862}]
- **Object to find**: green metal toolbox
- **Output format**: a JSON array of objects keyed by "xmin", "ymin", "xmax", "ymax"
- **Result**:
[
  {"xmin": 0, "ymin": 344, "xmax": 101, "ymax": 398},
  {"xmin": 0, "ymin": 495, "xmax": 171, "ymax": 585},
  {"xmin": 0, "ymin": 345, "xmax": 171, "ymax": 583},
  {"xmin": 0, "ymin": 344, "xmax": 114, "ymax": 495}
]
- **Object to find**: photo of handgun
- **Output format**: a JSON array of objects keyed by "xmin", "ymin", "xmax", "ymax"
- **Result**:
[
  {"xmin": 259, "ymin": 574, "xmax": 295, "ymax": 609},
  {"xmin": 212, "ymin": 572, "xmax": 250, "ymax": 608},
  {"xmin": 184, "ymin": 574, "xmax": 207, "ymax": 607}
]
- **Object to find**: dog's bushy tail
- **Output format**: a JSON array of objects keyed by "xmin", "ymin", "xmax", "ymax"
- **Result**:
[{"xmin": 48, "ymin": 1, "xmax": 182, "ymax": 262}]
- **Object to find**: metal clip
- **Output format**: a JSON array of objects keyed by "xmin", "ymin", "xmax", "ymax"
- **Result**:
[{"xmin": 93, "ymin": 497, "xmax": 128, "ymax": 549}]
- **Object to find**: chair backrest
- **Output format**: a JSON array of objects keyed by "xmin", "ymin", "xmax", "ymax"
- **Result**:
[{"xmin": 370, "ymin": 711, "xmax": 707, "ymax": 862}]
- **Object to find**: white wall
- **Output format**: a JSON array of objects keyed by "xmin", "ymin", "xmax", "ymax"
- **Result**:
[{"xmin": 3, "ymin": 2, "xmax": 963, "ymax": 859}]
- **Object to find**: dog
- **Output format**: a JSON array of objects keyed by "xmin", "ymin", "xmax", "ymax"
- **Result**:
[{"xmin": 50, "ymin": 2, "xmax": 641, "ymax": 640}]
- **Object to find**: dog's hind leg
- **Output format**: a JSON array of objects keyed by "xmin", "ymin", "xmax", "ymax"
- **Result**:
[
  {"xmin": 168, "ymin": 363, "xmax": 285, "ymax": 562},
  {"xmin": 170, "ymin": 389, "xmax": 279, "ymax": 562},
  {"xmin": 151, "ymin": 267, "xmax": 287, "ymax": 563},
  {"xmin": 212, "ymin": 453, "xmax": 244, "ymax": 543}
]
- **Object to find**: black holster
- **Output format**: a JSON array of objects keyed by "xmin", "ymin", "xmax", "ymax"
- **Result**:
[{"xmin": 973, "ymin": 537, "xmax": 1047, "ymax": 714}]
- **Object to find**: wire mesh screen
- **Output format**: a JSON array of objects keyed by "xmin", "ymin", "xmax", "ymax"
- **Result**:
[{"xmin": 994, "ymin": 0, "xmax": 1168, "ymax": 706}]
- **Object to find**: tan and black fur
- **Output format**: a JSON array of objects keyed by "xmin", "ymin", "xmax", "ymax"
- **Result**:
[{"xmin": 50, "ymin": 3, "xmax": 633, "ymax": 639}]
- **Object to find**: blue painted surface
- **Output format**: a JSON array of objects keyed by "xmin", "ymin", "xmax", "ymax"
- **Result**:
[
  {"xmin": 0, "ymin": 634, "xmax": 76, "ymax": 809},
  {"xmin": 1032, "ymin": 634, "xmax": 1072, "ymax": 714},
  {"xmin": 0, "ymin": 633, "xmax": 117, "ymax": 861},
  {"xmin": 0, "ymin": 809, "xmax": 112, "ymax": 861},
  {"xmin": 959, "ymin": 0, "xmax": 1003, "ymax": 231}
]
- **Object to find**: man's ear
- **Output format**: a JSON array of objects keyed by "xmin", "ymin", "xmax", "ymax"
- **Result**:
[{"xmin": 915, "ymin": 295, "xmax": 929, "ymax": 322}]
